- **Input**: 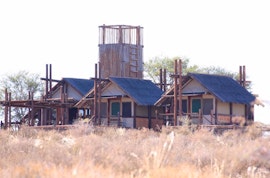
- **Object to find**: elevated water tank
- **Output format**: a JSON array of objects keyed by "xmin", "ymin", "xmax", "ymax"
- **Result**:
[{"xmin": 98, "ymin": 24, "xmax": 144, "ymax": 79}]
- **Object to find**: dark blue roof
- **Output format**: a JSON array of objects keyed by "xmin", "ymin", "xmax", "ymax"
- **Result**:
[
  {"xmin": 63, "ymin": 78, "xmax": 94, "ymax": 96},
  {"xmin": 109, "ymin": 77, "xmax": 164, "ymax": 106},
  {"xmin": 188, "ymin": 73, "xmax": 255, "ymax": 105}
]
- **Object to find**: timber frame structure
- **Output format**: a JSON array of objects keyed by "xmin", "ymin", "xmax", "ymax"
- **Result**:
[
  {"xmin": 0, "ymin": 64, "xmax": 77, "ymax": 129},
  {"xmin": 155, "ymin": 61, "xmax": 259, "ymax": 126}
]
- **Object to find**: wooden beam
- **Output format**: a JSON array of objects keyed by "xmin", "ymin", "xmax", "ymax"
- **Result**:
[
  {"xmin": 174, "ymin": 60, "xmax": 178, "ymax": 126},
  {"xmin": 159, "ymin": 68, "xmax": 163, "ymax": 90},
  {"xmin": 98, "ymin": 62, "xmax": 102, "ymax": 125},
  {"xmin": 178, "ymin": 59, "xmax": 182, "ymax": 124},
  {"xmin": 94, "ymin": 63, "xmax": 97, "ymax": 124},
  {"xmin": 40, "ymin": 77, "xmax": 60, "ymax": 83},
  {"xmin": 164, "ymin": 69, "xmax": 167, "ymax": 92}
]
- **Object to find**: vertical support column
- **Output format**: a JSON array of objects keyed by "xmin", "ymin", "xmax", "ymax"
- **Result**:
[
  {"xmin": 229, "ymin": 103, "xmax": 233, "ymax": 124},
  {"xmin": 178, "ymin": 59, "xmax": 182, "ymax": 125},
  {"xmin": 94, "ymin": 63, "xmax": 97, "ymax": 124},
  {"xmin": 243, "ymin": 65, "xmax": 246, "ymax": 88},
  {"xmin": 159, "ymin": 68, "xmax": 163, "ymax": 90},
  {"xmin": 102, "ymin": 25, "xmax": 105, "ymax": 45},
  {"xmin": 8, "ymin": 92, "xmax": 11, "ymax": 128},
  {"xmin": 4, "ymin": 89, "xmax": 8, "ymax": 129},
  {"xmin": 133, "ymin": 103, "xmax": 137, "ymax": 128},
  {"xmin": 30, "ymin": 91, "xmax": 34, "ymax": 126},
  {"xmin": 136, "ymin": 26, "xmax": 140, "ymax": 46},
  {"xmin": 98, "ymin": 62, "xmax": 102, "ymax": 125},
  {"xmin": 215, "ymin": 98, "xmax": 218, "ymax": 124},
  {"xmin": 49, "ymin": 64, "xmax": 52, "ymax": 92},
  {"xmin": 46, "ymin": 64, "xmax": 48, "ymax": 98},
  {"xmin": 239, "ymin": 65, "xmax": 246, "ymax": 88},
  {"xmin": 119, "ymin": 25, "xmax": 122, "ymax": 44},
  {"xmin": 59, "ymin": 86, "xmax": 64, "ymax": 125},
  {"xmin": 148, "ymin": 105, "xmax": 152, "ymax": 129},
  {"xmin": 239, "ymin": 66, "xmax": 243, "ymax": 86},
  {"xmin": 164, "ymin": 69, "xmax": 167, "ymax": 92},
  {"xmin": 173, "ymin": 60, "xmax": 178, "ymax": 126}
]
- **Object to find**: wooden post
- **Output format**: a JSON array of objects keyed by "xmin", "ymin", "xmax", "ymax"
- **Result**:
[
  {"xmin": 229, "ymin": 103, "xmax": 232, "ymax": 124},
  {"xmin": 46, "ymin": 64, "xmax": 48, "ymax": 99},
  {"xmin": 164, "ymin": 69, "xmax": 167, "ymax": 92},
  {"xmin": 94, "ymin": 63, "xmax": 97, "ymax": 124},
  {"xmin": 133, "ymin": 103, "xmax": 137, "ymax": 128},
  {"xmin": 31, "ymin": 91, "xmax": 34, "ymax": 126},
  {"xmin": 199, "ymin": 109, "xmax": 202, "ymax": 124},
  {"xmin": 215, "ymin": 98, "xmax": 218, "ymax": 124},
  {"xmin": 178, "ymin": 59, "xmax": 182, "ymax": 125},
  {"xmin": 102, "ymin": 25, "xmax": 105, "ymax": 44},
  {"xmin": 4, "ymin": 88, "xmax": 8, "ymax": 129},
  {"xmin": 119, "ymin": 25, "xmax": 122, "ymax": 44},
  {"xmin": 243, "ymin": 65, "xmax": 246, "ymax": 88},
  {"xmin": 49, "ymin": 64, "xmax": 52, "ymax": 92},
  {"xmin": 98, "ymin": 62, "xmax": 101, "ymax": 125},
  {"xmin": 148, "ymin": 106, "xmax": 152, "ymax": 129},
  {"xmin": 60, "ymin": 86, "xmax": 64, "ymax": 125},
  {"xmin": 159, "ymin": 68, "xmax": 163, "ymax": 90},
  {"xmin": 136, "ymin": 26, "xmax": 140, "ymax": 46},
  {"xmin": 239, "ymin": 66, "xmax": 243, "ymax": 86},
  {"xmin": 8, "ymin": 92, "xmax": 11, "ymax": 128},
  {"xmin": 174, "ymin": 60, "xmax": 178, "ymax": 126}
]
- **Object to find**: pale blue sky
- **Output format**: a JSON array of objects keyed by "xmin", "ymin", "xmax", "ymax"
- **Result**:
[{"xmin": 0, "ymin": 0, "xmax": 269, "ymax": 123}]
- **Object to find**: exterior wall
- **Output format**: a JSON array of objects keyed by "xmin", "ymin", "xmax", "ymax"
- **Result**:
[
  {"xmin": 216, "ymin": 100, "xmax": 246, "ymax": 124},
  {"xmin": 182, "ymin": 80, "xmax": 208, "ymax": 93},
  {"xmin": 136, "ymin": 117, "xmax": 163, "ymax": 129},
  {"xmin": 102, "ymin": 83, "xmax": 125, "ymax": 96},
  {"xmin": 66, "ymin": 84, "xmax": 83, "ymax": 101},
  {"xmin": 232, "ymin": 103, "xmax": 245, "ymax": 116},
  {"xmin": 51, "ymin": 88, "xmax": 61, "ymax": 98},
  {"xmin": 51, "ymin": 83, "xmax": 82, "ymax": 101},
  {"xmin": 122, "ymin": 117, "xmax": 134, "ymax": 128},
  {"xmin": 98, "ymin": 25, "xmax": 144, "ymax": 79},
  {"xmin": 217, "ymin": 101, "xmax": 230, "ymax": 115},
  {"xmin": 136, "ymin": 105, "xmax": 149, "ymax": 117},
  {"xmin": 99, "ymin": 44, "xmax": 143, "ymax": 79}
]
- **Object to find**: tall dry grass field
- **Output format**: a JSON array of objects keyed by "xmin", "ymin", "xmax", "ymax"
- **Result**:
[{"xmin": 0, "ymin": 123, "xmax": 269, "ymax": 178}]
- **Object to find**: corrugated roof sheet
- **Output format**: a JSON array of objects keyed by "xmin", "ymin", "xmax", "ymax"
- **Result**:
[
  {"xmin": 63, "ymin": 78, "xmax": 94, "ymax": 96},
  {"xmin": 189, "ymin": 73, "xmax": 255, "ymax": 105},
  {"xmin": 109, "ymin": 77, "xmax": 163, "ymax": 106}
]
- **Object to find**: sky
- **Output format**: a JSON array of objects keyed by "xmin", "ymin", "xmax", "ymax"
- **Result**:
[{"xmin": 0, "ymin": 0, "xmax": 269, "ymax": 124}]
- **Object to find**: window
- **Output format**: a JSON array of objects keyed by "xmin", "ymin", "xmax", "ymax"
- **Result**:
[
  {"xmin": 203, "ymin": 99, "xmax": 213, "ymax": 115},
  {"xmin": 111, "ymin": 102, "xmax": 120, "ymax": 116},
  {"xmin": 122, "ymin": 102, "xmax": 131, "ymax": 117},
  {"xmin": 111, "ymin": 101, "xmax": 132, "ymax": 117},
  {"xmin": 100, "ymin": 102, "xmax": 107, "ymax": 117},
  {"xmin": 182, "ymin": 100, "xmax": 187, "ymax": 114},
  {"xmin": 192, "ymin": 99, "xmax": 201, "ymax": 113}
]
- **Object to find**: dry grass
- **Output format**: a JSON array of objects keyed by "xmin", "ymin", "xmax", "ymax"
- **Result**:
[{"xmin": 0, "ymin": 123, "xmax": 269, "ymax": 178}]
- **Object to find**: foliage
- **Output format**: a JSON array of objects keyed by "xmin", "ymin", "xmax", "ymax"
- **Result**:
[
  {"xmin": 199, "ymin": 66, "xmax": 237, "ymax": 78},
  {"xmin": 144, "ymin": 55, "xmax": 251, "ymax": 90},
  {"xmin": 143, "ymin": 56, "xmax": 200, "ymax": 84},
  {"xmin": 0, "ymin": 71, "xmax": 44, "ymax": 122}
]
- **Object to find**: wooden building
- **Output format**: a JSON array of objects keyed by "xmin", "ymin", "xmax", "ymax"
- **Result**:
[
  {"xmin": 155, "ymin": 73, "xmax": 257, "ymax": 126},
  {"xmin": 98, "ymin": 24, "xmax": 144, "ymax": 79},
  {"xmin": 0, "ymin": 77, "xmax": 94, "ymax": 128},
  {"xmin": 39, "ymin": 77, "xmax": 94, "ymax": 125},
  {"xmin": 75, "ymin": 77, "xmax": 164, "ymax": 129}
]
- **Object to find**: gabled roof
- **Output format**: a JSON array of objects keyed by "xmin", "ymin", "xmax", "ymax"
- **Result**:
[
  {"xmin": 109, "ymin": 77, "xmax": 164, "ymax": 106},
  {"xmin": 62, "ymin": 78, "xmax": 94, "ymax": 96},
  {"xmin": 188, "ymin": 73, "xmax": 255, "ymax": 105}
]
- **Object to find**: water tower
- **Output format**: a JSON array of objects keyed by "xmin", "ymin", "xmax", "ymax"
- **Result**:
[{"xmin": 98, "ymin": 24, "xmax": 144, "ymax": 79}]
